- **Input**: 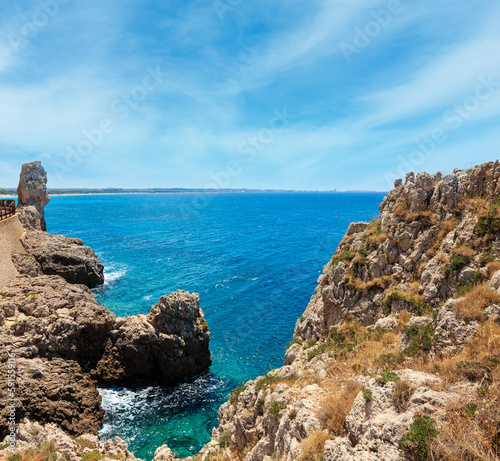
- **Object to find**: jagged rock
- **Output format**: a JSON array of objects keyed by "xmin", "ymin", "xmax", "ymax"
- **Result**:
[
  {"xmin": 0, "ymin": 358, "xmax": 104, "ymax": 438},
  {"xmin": 11, "ymin": 251, "xmax": 43, "ymax": 277},
  {"xmin": 21, "ymin": 230, "xmax": 104, "ymax": 288},
  {"xmin": 153, "ymin": 445, "xmax": 175, "ymax": 461},
  {"xmin": 374, "ymin": 316, "xmax": 397, "ymax": 331},
  {"xmin": 17, "ymin": 205, "xmax": 42, "ymax": 231},
  {"xmin": 0, "ymin": 420, "xmax": 143, "ymax": 461},
  {"xmin": 0, "ymin": 275, "xmax": 115, "ymax": 368},
  {"xmin": 17, "ymin": 161, "xmax": 50, "ymax": 231},
  {"xmin": 94, "ymin": 290, "xmax": 212, "ymax": 385},
  {"xmin": 490, "ymin": 270, "xmax": 500, "ymax": 290}
]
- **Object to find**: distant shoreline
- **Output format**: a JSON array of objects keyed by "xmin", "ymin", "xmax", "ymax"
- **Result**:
[{"xmin": 1, "ymin": 189, "xmax": 386, "ymax": 198}]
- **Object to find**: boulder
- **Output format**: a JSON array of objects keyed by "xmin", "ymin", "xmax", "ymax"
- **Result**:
[
  {"xmin": 21, "ymin": 230, "xmax": 104, "ymax": 288},
  {"xmin": 94, "ymin": 290, "xmax": 212, "ymax": 385},
  {"xmin": 17, "ymin": 161, "xmax": 50, "ymax": 231}
]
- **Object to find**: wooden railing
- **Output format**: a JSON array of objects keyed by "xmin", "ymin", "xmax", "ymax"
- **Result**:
[{"xmin": 0, "ymin": 199, "xmax": 16, "ymax": 222}]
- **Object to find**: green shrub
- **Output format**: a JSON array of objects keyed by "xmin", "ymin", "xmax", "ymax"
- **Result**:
[
  {"xmin": 400, "ymin": 415, "xmax": 437, "ymax": 460},
  {"xmin": 476, "ymin": 204, "xmax": 500, "ymax": 236},
  {"xmin": 308, "ymin": 323, "xmax": 360, "ymax": 361},
  {"xmin": 255, "ymin": 375, "xmax": 283, "ymax": 391},
  {"xmin": 362, "ymin": 389, "xmax": 373, "ymax": 401},
  {"xmin": 287, "ymin": 338, "xmax": 302, "ymax": 349},
  {"xmin": 268, "ymin": 401, "xmax": 287, "ymax": 420},
  {"xmin": 376, "ymin": 370, "xmax": 399, "ymax": 386},
  {"xmin": 461, "ymin": 403, "xmax": 477, "ymax": 417},
  {"xmin": 403, "ymin": 323, "xmax": 436, "ymax": 356},
  {"xmin": 7, "ymin": 455, "xmax": 21, "ymax": 461},
  {"xmin": 229, "ymin": 385, "xmax": 246, "ymax": 405},
  {"xmin": 331, "ymin": 250, "xmax": 355, "ymax": 267},
  {"xmin": 218, "ymin": 430, "xmax": 232, "ymax": 448}
]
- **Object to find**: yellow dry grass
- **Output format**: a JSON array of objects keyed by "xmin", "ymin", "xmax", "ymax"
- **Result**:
[
  {"xmin": 454, "ymin": 284, "xmax": 500, "ymax": 322},
  {"xmin": 297, "ymin": 430, "xmax": 330, "ymax": 461},
  {"xmin": 317, "ymin": 380, "xmax": 362, "ymax": 435}
]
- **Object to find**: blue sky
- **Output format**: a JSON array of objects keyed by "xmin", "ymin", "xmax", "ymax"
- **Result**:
[{"xmin": 0, "ymin": 0, "xmax": 499, "ymax": 190}]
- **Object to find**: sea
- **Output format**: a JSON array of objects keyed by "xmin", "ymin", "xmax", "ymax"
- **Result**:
[{"xmin": 46, "ymin": 191, "xmax": 386, "ymax": 460}]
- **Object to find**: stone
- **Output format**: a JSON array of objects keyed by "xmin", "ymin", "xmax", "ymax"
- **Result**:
[
  {"xmin": 17, "ymin": 161, "xmax": 50, "ymax": 231},
  {"xmin": 17, "ymin": 205, "xmax": 42, "ymax": 231},
  {"xmin": 374, "ymin": 316, "xmax": 398, "ymax": 331},
  {"xmin": 21, "ymin": 230, "xmax": 104, "ymax": 288},
  {"xmin": 94, "ymin": 290, "xmax": 212, "ymax": 385},
  {"xmin": 153, "ymin": 445, "xmax": 175, "ymax": 461},
  {"xmin": 0, "ymin": 358, "xmax": 104, "ymax": 438}
]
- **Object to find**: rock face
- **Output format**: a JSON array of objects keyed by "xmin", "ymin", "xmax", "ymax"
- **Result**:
[
  {"xmin": 17, "ymin": 161, "xmax": 50, "ymax": 231},
  {"xmin": 196, "ymin": 161, "xmax": 500, "ymax": 461},
  {"xmin": 0, "ymin": 275, "xmax": 212, "ymax": 437},
  {"xmin": 19, "ymin": 230, "xmax": 105, "ymax": 288},
  {"xmin": 0, "ymin": 358, "xmax": 104, "ymax": 438},
  {"xmin": 94, "ymin": 290, "xmax": 212, "ymax": 385}
]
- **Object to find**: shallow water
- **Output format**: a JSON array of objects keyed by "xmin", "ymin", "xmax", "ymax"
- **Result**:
[{"xmin": 46, "ymin": 191, "xmax": 385, "ymax": 460}]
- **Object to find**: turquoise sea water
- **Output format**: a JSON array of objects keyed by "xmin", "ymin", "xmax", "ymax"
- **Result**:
[{"xmin": 46, "ymin": 191, "xmax": 385, "ymax": 460}]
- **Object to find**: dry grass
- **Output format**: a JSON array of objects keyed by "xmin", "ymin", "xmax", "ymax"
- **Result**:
[
  {"xmin": 9, "ymin": 442, "xmax": 58, "ymax": 461},
  {"xmin": 430, "ymin": 389, "xmax": 500, "ymax": 461},
  {"xmin": 297, "ymin": 430, "xmax": 330, "ymax": 461},
  {"xmin": 397, "ymin": 311, "xmax": 412, "ymax": 331},
  {"xmin": 454, "ymin": 284, "xmax": 500, "ymax": 322},
  {"xmin": 466, "ymin": 197, "xmax": 491, "ymax": 216},
  {"xmin": 392, "ymin": 379, "xmax": 415, "ymax": 413},
  {"xmin": 454, "ymin": 244, "xmax": 476, "ymax": 260},
  {"xmin": 486, "ymin": 261, "xmax": 500, "ymax": 279},
  {"xmin": 436, "ymin": 252, "xmax": 450, "ymax": 265},
  {"xmin": 426, "ymin": 219, "xmax": 458, "ymax": 259},
  {"xmin": 346, "ymin": 275, "xmax": 393, "ymax": 293},
  {"xmin": 317, "ymin": 380, "xmax": 362, "ymax": 435}
]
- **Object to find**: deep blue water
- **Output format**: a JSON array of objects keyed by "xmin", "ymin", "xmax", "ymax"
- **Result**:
[{"xmin": 46, "ymin": 191, "xmax": 385, "ymax": 460}]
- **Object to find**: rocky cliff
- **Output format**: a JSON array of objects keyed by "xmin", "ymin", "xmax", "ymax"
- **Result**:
[
  {"xmin": 0, "ymin": 162, "xmax": 212, "ymax": 450},
  {"xmin": 196, "ymin": 161, "xmax": 500, "ymax": 461},
  {"xmin": 3, "ymin": 160, "xmax": 500, "ymax": 461}
]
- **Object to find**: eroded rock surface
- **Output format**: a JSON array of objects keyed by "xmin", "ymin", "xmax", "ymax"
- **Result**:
[
  {"xmin": 17, "ymin": 161, "xmax": 50, "ymax": 231},
  {"xmin": 95, "ymin": 290, "xmax": 212, "ymax": 385},
  {"xmin": 19, "ymin": 230, "xmax": 105, "ymax": 288}
]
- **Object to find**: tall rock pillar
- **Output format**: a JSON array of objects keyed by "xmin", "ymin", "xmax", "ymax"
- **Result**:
[{"xmin": 17, "ymin": 161, "xmax": 50, "ymax": 231}]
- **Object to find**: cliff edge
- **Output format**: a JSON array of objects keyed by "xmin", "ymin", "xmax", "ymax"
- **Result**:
[{"xmin": 198, "ymin": 161, "xmax": 500, "ymax": 461}]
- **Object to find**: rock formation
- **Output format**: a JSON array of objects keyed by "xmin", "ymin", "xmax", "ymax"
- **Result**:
[
  {"xmin": 0, "ymin": 274, "xmax": 211, "ymax": 437},
  {"xmin": 4, "ymin": 160, "xmax": 500, "ymax": 461},
  {"xmin": 1, "ymin": 162, "xmax": 212, "ymax": 444},
  {"xmin": 17, "ymin": 161, "xmax": 50, "ymax": 231},
  {"xmin": 94, "ymin": 290, "xmax": 212, "ymax": 385},
  {"xmin": 18, "ymin": 230, "xmax": 105, "ymax": 288},
  {"xmin": 196, "ymin": 161, "xmax": 500, "ymax": 461}
]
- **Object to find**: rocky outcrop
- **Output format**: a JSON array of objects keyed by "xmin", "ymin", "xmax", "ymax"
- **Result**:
[
  {"xmin": 18, "ymin": 230, "xmax": 105, "ymax": 288},
  {"xmin": 17, "ymin": 161, "xmax": 50, "ymax": 231},
  {"xmin": 0, "ymin": 358, "xmax": 104, "ymax": 438},
  {"xmin": 0, "ymin": 420, "xmax": 143, "ymax": 461},
  {"xmin": 94, "ymin": 290, "xmax": 212, "ymax": 385},
  {"xmin": 196, "ymin": 161, "xmax": 500, "ymax": 461},
  {"xmin": 0, "ymin": 275, "xmax": 212, "ymax": 438}
]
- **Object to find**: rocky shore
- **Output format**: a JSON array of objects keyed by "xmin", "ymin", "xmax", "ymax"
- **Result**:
[
  {"xmin": 2, "ymin": 160, "xmax": 500, "ymax": 461},
  {"xmin": 0, "ymin": 162, "xmax": 212, "ymax": 459}
]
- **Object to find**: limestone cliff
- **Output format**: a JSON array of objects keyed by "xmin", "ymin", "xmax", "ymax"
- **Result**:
[{"xmin": 197, "ymin": 161, "xmax": 500, "ymax": 461}]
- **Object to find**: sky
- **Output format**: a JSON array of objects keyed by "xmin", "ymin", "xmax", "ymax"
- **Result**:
[{"xmin": 0, "ymin": 0, "xmax": 499, "ymax": 191}]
